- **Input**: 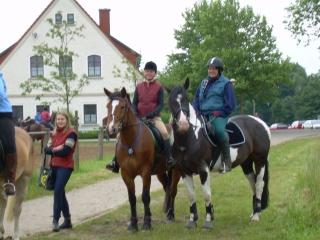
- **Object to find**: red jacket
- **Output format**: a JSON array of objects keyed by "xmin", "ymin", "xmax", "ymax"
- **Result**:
[{"xmin": 51, "ymin": 128, "xmax": 76, "ymax": 169}]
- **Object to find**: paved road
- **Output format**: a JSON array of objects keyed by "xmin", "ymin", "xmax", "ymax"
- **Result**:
[{"xmin": 3, "ymin": 129, "xmax": 320, "ymax": 238}]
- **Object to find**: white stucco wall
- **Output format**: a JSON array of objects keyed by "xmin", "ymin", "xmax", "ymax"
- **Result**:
[{"xmin": 0, "ymin": 0, "xmax": 139, "ymax": 128}]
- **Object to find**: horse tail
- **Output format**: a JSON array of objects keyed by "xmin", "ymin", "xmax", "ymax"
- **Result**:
[{"xmin": 261, "ymin": 160, "xmax": 269, "ymax": 210}]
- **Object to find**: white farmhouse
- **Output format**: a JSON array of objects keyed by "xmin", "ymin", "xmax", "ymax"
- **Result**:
[{"xmin": 0, "ymin": 0, "xmax": 141, "ymax": 130}]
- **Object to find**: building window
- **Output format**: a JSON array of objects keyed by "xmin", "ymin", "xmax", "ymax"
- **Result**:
[
  {"xmin": 88, "ymin": 55, "xmax": 101, "ymax": 77},
  {"xmin": 12, "ymin": 105, "xmax": 23, "ymax": 124},
  {"xmin": 67, "ymin": 13, "xmax": 74, "ymax": 24},
  {"xmin": 55, "ymin": 13, "xmax": 62, "ymax": 25},
  {"xmin": 84, "ymin": 104, "xmax": 97, "ymax": 124},
  {"xmin": 59, "ymin": 55, "xmax": 72, "ymax": 76},
  {"xmin": 36, "ymin": 105, "xmax": 50, "ymax": 113},
  {"xmin": 30, "ymin": 55, "xmax": 44, "ymax": 77}
]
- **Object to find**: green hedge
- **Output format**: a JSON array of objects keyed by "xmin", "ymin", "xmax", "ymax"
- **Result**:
[{"xmin": 78, "ymin": 130, "xmax": 99, "ymax": 139}]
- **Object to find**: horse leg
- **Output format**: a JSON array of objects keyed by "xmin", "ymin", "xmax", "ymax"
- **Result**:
[
  {"xmin": 12, "ymin": 175, "xmax": 29, "ymax": 240},
  {"xmin": 166, "ymin": 169, "xmax": 181, "ymax": 223},
  {"xmin": 156, "ymin": 171, "xmax": 170, "ymax": 213},
  {"xmin": 183, "ymin": 175, "xmax": 198, "ymax": 228},
  {"xmin": 141, "ymin": 174, "xmax": 152, "ymax": 230},
  {"xmin": 242, "ymin": 159, "xmax": 269, "ymax": 222},
  {"xmin": 199, "ymin": 168, "xmax": 214, "ymax": 229},
  {"xmin": 123, "ymin": 176, "xmax": 138, "ymax": 232},
  {"xmin": 0, "ymin": 193, "xmax": 7, "ymax": 239}
]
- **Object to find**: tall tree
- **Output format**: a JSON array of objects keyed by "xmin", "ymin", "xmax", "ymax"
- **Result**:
[
  {"xmin": 20, "ymin": 18, "xmax": 89, "ymax": 113},
  {"xmin": 285, "ymin": 0, "xmax": 320, "ymax": 48},
  {"xmin": 161, "ymin": 0, "xmax": 290, "ymax": 112}
]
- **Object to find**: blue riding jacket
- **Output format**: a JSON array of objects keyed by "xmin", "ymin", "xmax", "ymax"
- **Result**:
[{"xmin": 0, "ymin": 71, "xmax": 13, "ymax": 116}]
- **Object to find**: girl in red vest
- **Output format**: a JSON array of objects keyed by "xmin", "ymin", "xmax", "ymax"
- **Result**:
[
  {"xmin": 106, "ymin": 61, "xmax": 176, "ymax": 172},
  {"xmin": 45, "ymin": 112, "xmax": 77, "ymax": 232}
]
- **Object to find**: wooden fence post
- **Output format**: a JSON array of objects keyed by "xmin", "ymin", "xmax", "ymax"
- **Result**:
[
  {"xmin": 98, "ymin": 126, "xmax": 104, "ymax": 160},
  {"xmin": 74, "ymin": 110, "xmax": 80, "ymax": 171}
]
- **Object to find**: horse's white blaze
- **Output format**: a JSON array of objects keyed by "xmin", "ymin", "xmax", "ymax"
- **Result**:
[
  {"xmin": 255, "ymin": 166, "xmax": 265, "ymax": 199},
  {"xmin": 183, "ymin": 175, "xmax": 196, "ymax": 204},
  {"xmin": 245, "ymin": 172, "xmax": 256, "ymax": 193},
  {"xmin": 249, "ymin": 115, "xmax": 271, "ymax": 142},
  {"xmin": 201, "ymin": 167, "xmax": 211, "ymax": 205},
  {"xmin": 108, "ymin": 100, "xmax": 119, "ymax": 133},
  {"xmin": 176, "ymin": 94, "xmax": 189, "ymax": 131}
]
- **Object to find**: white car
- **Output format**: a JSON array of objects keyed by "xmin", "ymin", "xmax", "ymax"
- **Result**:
[{"xmin": 302, "ymin": 119, "xmax": 320, "ymax": 129}]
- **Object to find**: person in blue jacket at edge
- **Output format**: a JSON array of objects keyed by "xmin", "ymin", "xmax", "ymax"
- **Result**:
[
  {"xmin": 193, "ymin": 57, "xmax": 237, "ymax": 173},
  {"xmin": 0, "ymin": 70, "xmax": 17, "ymax": 195}
]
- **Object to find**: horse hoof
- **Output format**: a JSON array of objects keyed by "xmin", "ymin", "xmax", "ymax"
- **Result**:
[
  {"xmin": 250, "ymin": 212, "xmax": 260, "ymax": 222},
  {"xmin": 127, "ymin": 223, "xmax": 138, "ymax": 232},
  {"xmin": 185, "ymin": 220, "xmax": 197, "ymax": 229},
  {"xmin": 142, "ymin": 223, "xmax": 152, "ymax": 231},
  {"xmin": 203, "ymin": 221, "xmax": 213, "ymax": 229}
]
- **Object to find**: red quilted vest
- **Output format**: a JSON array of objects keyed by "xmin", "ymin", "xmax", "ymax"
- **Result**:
[
  {"xmin": 51, "ymin": 128, "xmax": 76, "ymax": 169},
  {"xmin": 136, "ymin": 80, "xmax": 162, "ymax": 117}
]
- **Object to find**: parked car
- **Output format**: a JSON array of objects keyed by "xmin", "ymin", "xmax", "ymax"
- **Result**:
[
  {"xmin": 270, "ymin": 123, "xmax": 288, "ymax": 130},
  {"xmin": 302, "ymin": 119, "xmax": 320, "ymax": 129},
  {"xmin": 290, "ymin": 120, "xmax": 306, "ymax": 129}
]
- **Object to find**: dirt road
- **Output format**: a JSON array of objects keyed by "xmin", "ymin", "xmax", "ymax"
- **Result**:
[{"xmin": 3, "ymin": 129, "xmax": 320, "ymax": 238}]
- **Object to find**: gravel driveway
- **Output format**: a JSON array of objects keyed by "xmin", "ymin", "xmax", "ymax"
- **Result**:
[{"xmin": 3, "ymin": 129, "xmax": 320, "ymax": 238}]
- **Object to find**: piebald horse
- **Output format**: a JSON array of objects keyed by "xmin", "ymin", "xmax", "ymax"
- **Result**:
[
  {"xmin": 0, "ymin": 127, "xmax": 34, "ymax": 240},
  {"xmin": 167, "ymin": 78, "xmax": 270, "ymax": 228}
]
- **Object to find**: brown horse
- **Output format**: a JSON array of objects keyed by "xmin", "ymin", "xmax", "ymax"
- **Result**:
[
  {"xmin": 0, "ymin": 127, "xmax": 34, "ymax": 240},
  {"xmin": 103, "ymin": 87, "xmax": 177, "ymax": 231},
  {"xmin": 18, "ymin": 118, "xmax": 50, "ymax": 153}
]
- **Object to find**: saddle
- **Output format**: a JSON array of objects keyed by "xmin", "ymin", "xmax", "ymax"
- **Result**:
[
  {"xmin": 202, "ymin": 117, "xmax": 245, "ymax": 147},
  {"xmin": 143, "ymin": 120, "xmax": 165, "ymax": 151}
]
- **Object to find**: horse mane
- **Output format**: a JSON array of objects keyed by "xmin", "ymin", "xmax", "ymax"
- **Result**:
[{"xmin": 110, "ymin": 90, "xmax": 132, "ymax": 105}]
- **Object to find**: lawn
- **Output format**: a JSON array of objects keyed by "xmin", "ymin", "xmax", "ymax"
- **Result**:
[{"xmin": 25, "ymin": 137, "xmax": 320, "ymax": 239}]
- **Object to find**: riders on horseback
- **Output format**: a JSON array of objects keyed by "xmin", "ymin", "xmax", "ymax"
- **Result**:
[
  {"xmin": 0, "ymin": 71, "xmax": 17, "ymax": 195},
  {"xmin": 40, "ymin": 106, "xmax": 54, "ymax": 130},
  {"xmin": 106, "ymin": 61, "xmax": 176, "ymax": 173},
  {"xmin": 193, "ymin": 57, "xmax": 237, "ymax": 173}
]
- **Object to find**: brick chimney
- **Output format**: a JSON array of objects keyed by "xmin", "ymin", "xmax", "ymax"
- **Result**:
[{"xmin": 99, "ymin": 9, "xmax": 110, "ymax": 36}]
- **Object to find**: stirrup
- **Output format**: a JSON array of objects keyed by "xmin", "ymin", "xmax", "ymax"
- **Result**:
[{"xmin": 3, "ymin": 182, "xmax": 16, "ymax": 196}]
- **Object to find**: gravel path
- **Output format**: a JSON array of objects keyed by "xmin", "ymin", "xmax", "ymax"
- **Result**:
[{"xmin": 3, "ymin": 129, "xmax": 320, "ymax": 238}]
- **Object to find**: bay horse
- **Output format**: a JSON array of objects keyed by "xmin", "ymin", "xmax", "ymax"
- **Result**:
[
  {"xmin": 166, "ymin": 78, "xmax": 270, "ymax": 228},
  {"xmin": 19, "ymin": 118, "xmax": 51, "ymax": 153},
  {"xmin": 0, "ymin": 127, "xmax": 34, "ymax": 240},
  {"xmin": 103, "ymin": 87, "xmax": 176, "ymax": 231}
]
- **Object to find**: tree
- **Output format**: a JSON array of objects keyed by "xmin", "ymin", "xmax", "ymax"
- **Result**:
[
  {"xmin": 285, "ymin": 0, "xmax": 320, "ymax": 48},
  {"xmin": 161, "ymin": 0, "xmax": 290, "ymax": 113},
  {"xmin": 20, "ymin": 18, "xmax": 89, "ymax": 113}
]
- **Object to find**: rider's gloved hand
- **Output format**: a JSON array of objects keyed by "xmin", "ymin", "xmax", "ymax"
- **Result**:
[{"xmin": 212, "ymin": 111, "xmax": 221, "ymax": 117}]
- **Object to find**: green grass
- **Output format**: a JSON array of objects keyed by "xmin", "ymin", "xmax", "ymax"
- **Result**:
[
  {"xmin": 25, "ymin": 137, "xmax": 320, "ymax": 239},
  {"xmin": 26, "ymin": 154, "xmax": 113, "ymax": 200}
]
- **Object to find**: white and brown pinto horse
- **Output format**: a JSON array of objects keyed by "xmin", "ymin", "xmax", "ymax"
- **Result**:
[
  {"xmin": 167, "ymin": 78, "xmax": 270, "ymax": 228},
  {"xmin": 0, "ymin": 127, "xmax": 34, "ymax": 240}
]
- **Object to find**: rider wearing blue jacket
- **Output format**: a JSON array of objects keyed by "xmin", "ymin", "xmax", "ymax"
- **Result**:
[
  {"xmin": 193, "ymin": 57, "xmax": 236, "ymax": 173},
  {"xmin": 0, "ymin": 71, "xmax": 17, "ymax": 195}
]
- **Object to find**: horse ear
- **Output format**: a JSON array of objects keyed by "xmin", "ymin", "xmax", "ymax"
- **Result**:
[
  {"xmin": 164, "ymin": 86, "xmax": 171, "ymax": 94},
  {"xmin": 184, "ymin": 78, "xmax": 190, "ymax": 90},
  {"xmin": 120, "ymin": 87, "xmax": 127, "ymax": 98},
  {"xmin": 104, "ymin": 88, "xmax": 112, "ymax": 97}
]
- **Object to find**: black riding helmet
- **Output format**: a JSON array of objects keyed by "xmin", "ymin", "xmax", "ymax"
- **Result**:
[
  {"xmin": 207, "ymin": 57, "xmax": 224, "ymax": 72},
  {"xmin": 144, "ymin": 61, "xmax": 157, "ymax": 73}
]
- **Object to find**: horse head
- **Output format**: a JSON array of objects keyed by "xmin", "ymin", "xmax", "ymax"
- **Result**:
[
  {"xmin": 167, "ymin": 78, "xmax": 198, "ymax": 134},
  {"xmin": 104, "ymin": 87, "xmax": 132, "ymax": 136}
]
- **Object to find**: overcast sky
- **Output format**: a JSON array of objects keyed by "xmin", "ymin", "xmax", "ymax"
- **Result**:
[{"xmin": 0, "ymin": 0, "xmax": 319, "ymax": 75}]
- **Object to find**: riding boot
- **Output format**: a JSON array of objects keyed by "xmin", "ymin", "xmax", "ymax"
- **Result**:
[
  {"xmin": 59, "ymin": 216, "xmax": 72, "ymax": 229},
  {"xmin": 106, "ymin": 156, "xmax": 119, "ymax": 173},
  {"xmin": 219, "ymin": 139, "xmax": 232, "ymax": 173},
  {"xmin": 3, "ymin": 153, "xmax": 17, "ymax": 196},
  {"xmin": 164, "ymin": 139, "xmax": 176, "ymax": 170}
]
